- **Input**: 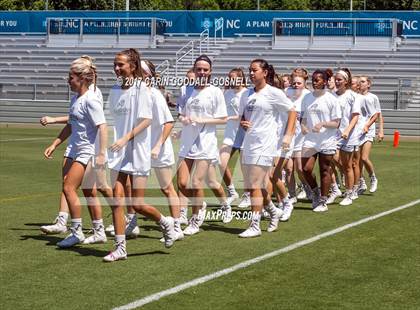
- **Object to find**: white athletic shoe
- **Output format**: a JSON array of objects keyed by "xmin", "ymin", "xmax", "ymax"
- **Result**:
[
  {"xmin": 261, "ymin": 209, "xmax": 271, "ymax": 219},
  {"xmin": 340, "ymin": 192, "xmax": 353, "ymax": 206},
  {"xmin": 370, "ymin": 176, "xmax": 378, "ymax": 193},
  {"xmin": 125, "ymin": 216, "xmax": 140, "ymax": 238},
  {"xmin": 197, "ymin": 201, "xmax": 207, "ymax": 227},
  {"xmin": 160, "ymin": 216, "xmax": 176, "ymax": 248},
  {"xmin": 226, "ymin": 188, "xmax": 239, "ymax": 205},
  {"xmin": 313, "ymin": 203, "xmax": 328, "ymax": 213},
  {"xmin": 280, "ymin": 201, "xmax": 294, "ymax": 222},
  {"xmin": 326, "ymin": 187, "xmax": 342, "ymax": 205},
  {"xmin": 350, "ymin": 190, "xmax": 359, "ymax": 200},
  {"xmin": 179, "ymin": 208, "xmax": 188, "ymax": 225},
  {"xmin": 239, "ymin": 217, "xmax": 261, "ymax": 238},
  {"xmin": 40, "ymin": 222, "xmax": 67, "ymax": 235},
  {"xmin": 288, "ymin": 195, "xmax": 298, "ymax": 204},
  {"xmin": 41, "ymin": 215, "xmax": 68, "ymax": 234},
  {"xmin": 57, "ymin": 226, "xmax": 85, "ymax": 248},
  {"xmin": 103, "ymin": 241, "xmax": 127, "ymax": 262},
  {"xmin": 266, "ymin": 207, "xmax": 283, "ymax": 232},
  {"xmin": 296, "ymin": 189, "xmax": 307, "ymax": 200},
  {"xmin": 357, "ymin": 178, "xmax": 368, "ymax": 195},
  {"xmin": 221, "ymin": 204, "xmax": 233, "ymax": 224},
  {"xmin": 83, "ymin": 226, "xmax": 107, "ymax": 244},
  {"xmin": 105, "ymin": 224, "xmax": 115, "ymax": 235},
  {"xmin": 183, "ymin": 215, "xmax": 200, "ymax": 236},
  {"xmin": 238, "ymin": 192, "xmax": 251, "ymax": 209}
]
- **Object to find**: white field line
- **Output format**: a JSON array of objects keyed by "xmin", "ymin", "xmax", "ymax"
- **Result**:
[
  {"xmin": 0, "ymin": 137, "xmax": 51, "ymax": 142},
  {"xmin": 113, "ymin": 199, "xmax": 420, "ymax": 310}
]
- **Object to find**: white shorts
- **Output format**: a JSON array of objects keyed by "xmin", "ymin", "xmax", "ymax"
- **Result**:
[
  {"xmin": 359, "ymin": 135, "xmax": 374, "ymax": 146},
  {"xmin": 64, "ymin": 144, "xmax": 75, "ymax": 159},
  {"xmin": 73, "ymin": 153, "xmax": 94, "ymax": 166},
  {"xmin": 151, "ymin": 154, "xmax": 175, "ymax": 168},
  {"xmin": 338, "ymin": 144, "xmax": 359, "ymax": 153},
  {"xmin": 242, "ymin": 155, "xmax": 273, "ymax": 167}
]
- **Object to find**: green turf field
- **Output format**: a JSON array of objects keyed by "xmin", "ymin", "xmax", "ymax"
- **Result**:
[{"xmin": 0, "ymin": 125, "xmax": 419, "ymax": 310}]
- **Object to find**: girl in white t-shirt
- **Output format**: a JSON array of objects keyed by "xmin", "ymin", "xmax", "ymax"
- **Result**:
[
  {"xmin": 141, "ymin": 60, "xmax": 183, "ymax": 242},
  {"xmin": 357, "ymin": 76, "xmax": 381, "ymax": 194},
  {"xmin": 176, "ymin": 55, "xmax": 228, "ymax": 236},
  {"xmin": 44, "ymin": 57, "xmax": 108, "ymax": 250},
  {"xmin": 334, "ymin": 68, "xmax": 361, "ymax": 206},
  {"xmin": 219, "ymin": 68, "xmax": 248, "ymax": 205},
  {"xmin": 40, "ymin": 80, "xmax": 112, "ymax": 245},
  {"xmin": 301, "ymin": 69, "xmax": 341, "ymax": 212},
  {"xmin": 281, "ymin": 73, "xmax": 312, "ymax": 218},
  {"xmin": 104, "ymin": 49, "xmax": 175, "ymax": 262},
  {"xmin": 239, "ymin": 59, "xmax": 296, "ymax": 238}
]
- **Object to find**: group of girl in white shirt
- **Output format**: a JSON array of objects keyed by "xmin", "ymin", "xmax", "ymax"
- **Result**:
[{"xmin": 40, "ymin": 52, "xmax": 383, "ymax": 262}]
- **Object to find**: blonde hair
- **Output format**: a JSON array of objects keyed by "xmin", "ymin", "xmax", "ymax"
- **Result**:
[{"xmin": 70, "ymin": 55, "xmax": 97, "ymax": 89}]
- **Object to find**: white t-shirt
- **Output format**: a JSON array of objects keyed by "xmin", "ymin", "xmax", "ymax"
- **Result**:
[
  {"xmin": 239, "ymin": 84, "xmax": 294, "ymax": 157},
  {"xmin": 176, "ymin": 85, "xmax": 194, "ymax": 114},
  {"xmin": 65, "ymin": 84, "xmax": 103, "ymax": 158},
  {"xmin": 223, "ymin": 88, "xmax": 247, "ymax": 147},
  {"xmin": 67, "ymin": 88, "xmax": 106, "ymax": 157},
  {"xmin": 301, "ymin": 91, "xmax": 341, "ymax": 150},
  {"xmin": 150, "ymin": 87, "xmax": 175, "ymax": 167},
  {"xmin": 107, "ymin": 83, "xmax": 153, "ymax": 174},
  {"xmin": 286, "ymin": 87, "xmax": 311, "ymax": 148},
  {"xmin": 336, "ymin": 89, "xmax": 362, "ymax": 146},
  {"xmin": 360, "ymin": 92, "xmax": 381, "ymax": 138},
  {"xmin": 178, "ymin": 85, "xmax": 227, "ymax": 160}
]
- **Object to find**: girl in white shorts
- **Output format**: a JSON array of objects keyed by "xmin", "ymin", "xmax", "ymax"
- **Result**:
[
  {"xmin": 141, "ymin": 60, "xmax": 183, "ymax": 242},
  {"xmin": 219, "ymin": 68, "xmax": 248, "ymax": 204},
  {"xmin": 239, "ymin": 59, "xmax": 295, "ymax": 238},
  {"xmin": 104, "ymin": 49, "xmax": 175, "ymax": 262},
  {"xmin": 301, "ymin": 69, "xmax": 341, "ymax": 212},
  {"xmin": 176, "ymin": 55, "xmax": 228, "ymax": 236},
  {"xmin": 357, "ymin": 76, "xmax": 381, "ymax": 194},
  {"xmin": 48, "ymin": 57, "xmax": 108, "ymax": 250},
  {"xmin": 334, "ymin": 68, "xmax": 362, "ymax": 206},
  {"xmin": 282, "ymin": 70, "xmax": 311, "ymax": 218}
]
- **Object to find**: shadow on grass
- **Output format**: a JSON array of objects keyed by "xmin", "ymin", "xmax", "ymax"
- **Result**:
[
  {"xmin": 201, "ymin": 223, "xmax": 244, "ymax": 234},
  {"xmin": 128, "ymin": 250, "xmax": 170, "ymax": 258}
]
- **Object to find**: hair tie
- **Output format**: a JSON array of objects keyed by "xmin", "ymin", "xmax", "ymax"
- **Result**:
[{"xmin": 337, "ymin": 70, "xmax": 349, "ymax": 81}]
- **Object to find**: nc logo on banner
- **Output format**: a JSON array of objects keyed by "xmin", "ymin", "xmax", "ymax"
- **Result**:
[{"xmin": 201, "ymin": 18, "xmax": 213, "ymax": 29}]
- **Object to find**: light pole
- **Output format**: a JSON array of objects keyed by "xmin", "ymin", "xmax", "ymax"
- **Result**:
[{"xmin": 350, "ymin": 0, "xmax": 353, "ymax": 11}]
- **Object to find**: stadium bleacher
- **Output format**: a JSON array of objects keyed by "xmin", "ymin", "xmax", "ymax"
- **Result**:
[{"xmin": 0, "ymin": 33, "xmax": 419, "ymax": 135}]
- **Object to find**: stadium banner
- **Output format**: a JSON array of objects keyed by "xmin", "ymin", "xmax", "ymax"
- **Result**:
[{"xmin": 0, "ymin": 10, "xmax": 419, "ymax": 37}]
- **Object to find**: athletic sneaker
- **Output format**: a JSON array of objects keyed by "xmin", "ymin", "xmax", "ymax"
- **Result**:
[
  {"xmin": 311, "ymin": 188, "xmax": 321, "ymax": 209},
  {"xmin": 179, "ymin": 208, "xmax": 188, "ymax": 225},
  {"xmin": 357, "ymin": 178, "xmax": 368, "ymax": 195},
  {"xmin": 326, "ymin": 187, "xmax": 342, "ymax": 205},
  {"xmin": 261, "ymin": 209, "xmax": 271, "ymax": 219},
  {"xmin": 103, "ymin": 241, "xmax": 127, "ymax": 262},
  {"xmin": 160, "ymin": 220, "xmax": 184, "ymax": 243},
  {"xmin": 160, "ymin": 216, "xmax": 176, "ymax": 248},
  {"xmin": 265, "ymin": 204, "xmax": 283, "ymax": 232},
  {"xmin": 226, "ymin": 188, "xmax": 239, "ymax": 205},
  {"xmin": 340, "ymin": 192, "xmax": 353, "ymax": 206},
  {"xmin": 239, "ymin": 216, "xmax": 261, "ymax": 238},
  {"xmin": 288, "ymin": 195, "xmax": 298, "ymax": 204},
  {"xmin": 280, "ymin": 201, "xmax": 294, "ymax": 222},
  {"xmin": 57, "ymin": 226, "xmax": 85, "ymax": 248},
  {"xmin": 238, "ymin": 192, "xmax": 251, "ymax": 209},
  {"xmin": 350, "ymin": 190, "xmax": 359, "ymax": 200},
  {"xmin": 40, "ymin": 215, "xmax": 67, "ymax": 234},
  {"xmin": 313, "ymin": 202, "xmax": 328, "ymax": 212},
  {"xmin": 105, "ymin": 224, "xmax": 115, "ymax": 235},
  {"xmin": 296, "ymin": 189, "xmax": 307, "ymax": 200},
  {"xmin": 125, "ymin": 216, "xmax": 139, "ymax": 238},
  {"xmin": 221, "ymin": 204, "xmax": 233, "ymax": 224},
  {"xmin": 197, "ymin": 201, "xmax": 207, "ymax": 227},
  {"xmin": 83, "ymin": 226, "xmax": 107, "ymax": 244},
  {"xmin": 183, "ymin": 215, "xmax": 200, "ymax": 236},
  {"xmin": 370, "ymin": 176, "xmax": 378, "ymax": 193}
]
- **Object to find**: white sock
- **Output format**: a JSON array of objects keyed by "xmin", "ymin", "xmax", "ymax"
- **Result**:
[
  {"xmin": 158, "ymin": 215, "xmax": 167, "ymax": 225},
  {"xmin": 331, "ymin": 182, "xmax": 339, "ymax": 191},
  {"xmin": 57, "ymin": 212, "xmax": 69, "ymax": 225},
  {"xmin": 92, "ymin": 219, "xmax": 104, "ymax": 230},
  {"xmin": 114, "ymin": 235, "xmax": 126, "ymax": 252},
  {"xmin": 227, "ymin": 184, "xmax": 236, "ymax": 191},
  {"xmin": 71, "ymin": 218, "xmax": 82, "ymax": 230},
  {"xmin": 115, "ymin": 235, "xmax": 125, "ymax": 243}
]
